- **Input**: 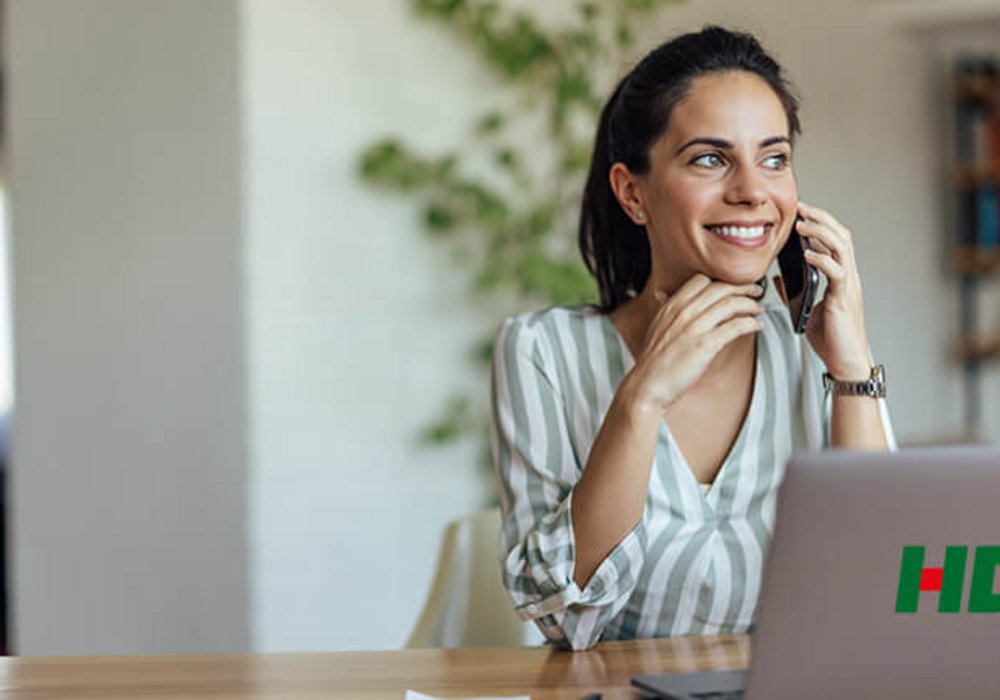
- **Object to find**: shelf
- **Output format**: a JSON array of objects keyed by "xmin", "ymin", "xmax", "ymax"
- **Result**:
[
  {"xmin": 953, "ymin": 76, "xmax": 1000, "ymax": 104},
  {"xmin": 956, "ymin": 334, "xmax": 1000, "ymax": 362},
  {"xmin": 952, "ymin": 163, "xmax": 1000, "ymax": 187},
  {"xmin": 953, "ymin": 247, "xmax": 1000, "ymax": 274},
  {"xmin": 945, "ymin": 44, "xmax": 1000, "ymax": 438}
]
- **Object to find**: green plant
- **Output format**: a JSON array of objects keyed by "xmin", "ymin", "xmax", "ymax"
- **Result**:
[{"xmin": 358, "ymin": 0, "xmax": 680, "ymax": 467}]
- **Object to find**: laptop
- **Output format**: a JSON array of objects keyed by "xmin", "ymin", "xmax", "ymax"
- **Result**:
[{"xmin": 632, "ymin": 446, "xmax": 1000, "ymax": 700}]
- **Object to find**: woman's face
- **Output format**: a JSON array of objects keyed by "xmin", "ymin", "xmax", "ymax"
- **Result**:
[{"xmin": 630, "ymin": 70, "xmax": 798, "ymax": 292}]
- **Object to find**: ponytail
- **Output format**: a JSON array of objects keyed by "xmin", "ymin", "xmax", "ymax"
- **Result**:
[{"xmin": 578, "ymin": 77, "xmax": 651, "ymax": 313}]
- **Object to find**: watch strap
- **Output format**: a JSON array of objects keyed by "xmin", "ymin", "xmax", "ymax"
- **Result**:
[{"xmin": 822, "ymin": 364, "xmax": 886, "ymax": 398}]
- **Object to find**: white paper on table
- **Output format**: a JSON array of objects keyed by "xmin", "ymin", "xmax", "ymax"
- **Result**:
[{"xmin": 404, "ymin": 692, "xmax": 530, "ymax": 700}]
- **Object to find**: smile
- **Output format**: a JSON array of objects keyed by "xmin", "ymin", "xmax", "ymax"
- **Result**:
[{"xmin": 704, "ymin": 223, "xmax": 772, "ymax": 248}]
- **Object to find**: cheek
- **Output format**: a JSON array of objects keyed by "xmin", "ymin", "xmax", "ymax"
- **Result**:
[
  {"xmin": 655, "ymin": 179, "xmax": 717, "ymax": 220},
  {"xmin": 773, "ymin": 178, "xmax": 798, "ymax": 214},
  {"xmin": 774, "ymin": 186, "xmax": 799, "ymax": 247}
]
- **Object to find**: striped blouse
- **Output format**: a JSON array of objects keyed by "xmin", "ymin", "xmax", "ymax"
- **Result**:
[{"xmin": 490, "ymin": 298, "xmax": 896, "ymax": 650}]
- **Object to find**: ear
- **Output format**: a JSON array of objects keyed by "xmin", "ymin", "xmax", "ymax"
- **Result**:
[{"xmin": 609, "ymin": 162, "xmax": 648, "ymax": 226}]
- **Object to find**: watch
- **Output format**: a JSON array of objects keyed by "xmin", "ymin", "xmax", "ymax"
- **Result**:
[{"xmin": 822, "ymin": 364, "xmax": 886, "ymax": 398}]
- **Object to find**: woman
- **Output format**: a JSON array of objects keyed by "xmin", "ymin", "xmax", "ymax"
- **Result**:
[{"xmin": 489, "ymin": 25, "xmax": 897, "ymax": 651}]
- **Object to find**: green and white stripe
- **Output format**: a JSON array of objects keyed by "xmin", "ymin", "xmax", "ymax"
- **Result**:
[{"xmin": 490, "ymin": 301, "xmax": 896, "ymax": 650}]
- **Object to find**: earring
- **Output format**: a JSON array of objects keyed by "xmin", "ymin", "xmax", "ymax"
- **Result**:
[{"xmin": 635, "ymin": 210, "xmax": 645, "ymax": 222}]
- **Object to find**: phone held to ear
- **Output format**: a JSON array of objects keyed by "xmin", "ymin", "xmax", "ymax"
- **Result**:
[{"xmin": 776, "ymin": 215, "xmax": 821, "ymax": 334}]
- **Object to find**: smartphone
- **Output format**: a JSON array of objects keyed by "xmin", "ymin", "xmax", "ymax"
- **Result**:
[{"xmin": 776, "ymin": 215, "xmax": 820, "ymax": 334}]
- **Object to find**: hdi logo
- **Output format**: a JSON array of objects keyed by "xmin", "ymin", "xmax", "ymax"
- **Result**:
[{"xmin": 895, "ymin": 546, "xmax": 1000, "ymax": 613}]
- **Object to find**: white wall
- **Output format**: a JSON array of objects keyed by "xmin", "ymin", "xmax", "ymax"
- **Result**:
[
  {"xmin": 242, "ymin": 0, "xmax": 495, "ymax": 651},
  {"xmin": 7, "ymin": 0, "xmax": 999, "ymax": 657},
  {"xmin": 7, "ymin": 0, "xmax": 250, "ymax": 654}
]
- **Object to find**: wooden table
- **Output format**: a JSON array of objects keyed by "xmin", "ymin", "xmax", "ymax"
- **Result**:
[{"xmin": 0, "ymin": 635, "xmax": 749, "ymax": 699}]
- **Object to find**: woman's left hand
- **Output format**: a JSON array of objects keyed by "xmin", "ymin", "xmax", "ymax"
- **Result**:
[{"xmin": 794, "ymin": 201, "xmax": 873, "ymax": 380}]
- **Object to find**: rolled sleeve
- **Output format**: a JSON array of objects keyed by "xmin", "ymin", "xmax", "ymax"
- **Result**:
[{"xmin": 490, "ymin": 314, "xmax": 645, "ymax": 650}]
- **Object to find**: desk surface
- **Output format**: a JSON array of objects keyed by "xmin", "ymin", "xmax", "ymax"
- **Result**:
[{"xmin": 0, "ymin": 635, "xmax": 749, "ymax": 699}]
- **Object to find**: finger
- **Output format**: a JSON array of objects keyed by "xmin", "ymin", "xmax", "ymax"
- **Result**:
[
  {"xmin": 796, "ymin": 218, "xmax": 844, "ymax": 262},
  {"xmin": 803, "ymin": 249, "xmax": 846, "ymax": 285},
  {"xmin": 653, "ymin": 272, "xmax": 711, "ymax": 306},
  {"xmin": 687, "ymin": 295, "xmax": 764, "ymax": 338},
  {"xmin": 664, "ymin": 280, "xmax": 764, "ymax": 339},
  {"xmin": 797, "ymin": 200, "xmax": 839, "ymax": 227},
  {"xmin": 798, "ymin": 202, "xmax": 854, "ymax": 249},
  {"xmin": 650, "ymin": 274, "xmax": 752, "ymax": 338},
  {"xmin": 703, "ymin": 315, "xmax": 764, "ymax": 356},
  {"xmin": 649, "ymin": 274, "xmax": 713, "ymax": 339}
]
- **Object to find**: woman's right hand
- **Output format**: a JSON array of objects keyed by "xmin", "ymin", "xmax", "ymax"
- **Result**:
[{"xmin": 626, "ymin": 273, "xmax": 765, "ymax": 413}]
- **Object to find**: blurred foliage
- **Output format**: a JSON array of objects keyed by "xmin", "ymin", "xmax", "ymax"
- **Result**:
[{"xmin": 357, "ymin": 0, "xmax": 680, "ymax": 469}]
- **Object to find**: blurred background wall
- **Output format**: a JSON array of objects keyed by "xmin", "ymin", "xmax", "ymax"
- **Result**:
[
  {"xmin": 4, "ymin": 0, "xmax": 1000, "ymax": 654},
  {"xmin": 243, "ymin": 0, "xmax": 493, "ymax": 652},
  {"xmin": 7, "ymin": 0, "xmax": 250, "ymax": 653}
]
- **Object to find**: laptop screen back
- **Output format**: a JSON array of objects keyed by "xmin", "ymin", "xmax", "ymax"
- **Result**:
[{"xmin": 745, "ymin": 446, "xmax": 1000, "ymax": 700}]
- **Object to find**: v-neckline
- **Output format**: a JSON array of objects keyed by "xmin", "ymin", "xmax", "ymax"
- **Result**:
[{"xmin": 597, "ymin": 308, "xmax": 763, "ymax": 505}]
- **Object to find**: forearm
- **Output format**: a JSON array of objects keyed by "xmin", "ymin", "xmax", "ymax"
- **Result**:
[
  {"xmin": 571, "ymin": 371, "xmax": 661, "ymax": 589},
  {"xmin": 829, "ymin": 394, "xmax": 889, "ymax": 450}
]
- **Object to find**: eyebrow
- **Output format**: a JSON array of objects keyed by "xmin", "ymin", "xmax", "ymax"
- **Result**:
[{"xmin": 675, "ymin": 136, "xmax": 790, "ymax": 155}]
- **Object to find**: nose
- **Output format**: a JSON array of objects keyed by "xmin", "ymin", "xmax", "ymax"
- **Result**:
[{"xmin": 724, "ymin": 163, "xmax": 767, "ymax": 207}]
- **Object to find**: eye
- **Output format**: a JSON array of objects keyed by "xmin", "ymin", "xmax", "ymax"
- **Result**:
[
  {"xmin": 762, "ymin": 153, "xmax": 790, "ymax": 169},
  {"xmin": 691, "ymin": 152, "xmax": 725, "ymax": 168}
]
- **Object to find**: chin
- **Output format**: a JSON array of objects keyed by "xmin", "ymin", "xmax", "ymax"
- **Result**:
[{"xmin": 708, "ymin": 263, "xmax": 770, "ymax": 285}]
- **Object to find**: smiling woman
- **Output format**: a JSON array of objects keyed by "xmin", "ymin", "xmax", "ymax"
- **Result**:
[{"xmin": 490, "ymin": 25, "xmax": 897, "ymax": 651}]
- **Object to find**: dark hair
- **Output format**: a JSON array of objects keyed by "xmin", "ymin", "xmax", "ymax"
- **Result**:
[{"xmin": 579, "ymin": 25, "xmax": 801, "ymax": 312}]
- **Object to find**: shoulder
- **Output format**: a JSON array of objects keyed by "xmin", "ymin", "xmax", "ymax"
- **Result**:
[
  {"xmin": 494, "ymin": 304, "xmax": 602, "ymax": 352},
  {"xmin": 493, "ymin": 304, "xmax": 610, "ymax": 387}
]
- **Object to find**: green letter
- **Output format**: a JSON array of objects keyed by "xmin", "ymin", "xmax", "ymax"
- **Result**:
[
  {"xmin": 896, "ymin": 546, "xmax": 925, "ymax": 613},
  {"xmin": 939, "ymin": 546, "xmax": 968, "ymax": 613},
  {"xmin": 968, "ymin": 546, "xmax": 1000, "ymax": 613},
  {"xmin": 895, "ymin": 546, "xmax": 967, "ymax": 613}
]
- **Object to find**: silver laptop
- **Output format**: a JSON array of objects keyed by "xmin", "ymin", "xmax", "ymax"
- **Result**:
[{"xmin": 633, "ymin": 446, "xmax": 1000, "ymax": 700}]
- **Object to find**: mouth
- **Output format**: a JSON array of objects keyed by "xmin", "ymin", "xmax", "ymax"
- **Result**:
[{"xmin": 704, "ymin": 222, "xmax": 773, "ymax": 249}]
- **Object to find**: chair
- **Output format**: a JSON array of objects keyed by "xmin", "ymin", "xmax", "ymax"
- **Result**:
[{"xmin": 407, "ymin": 507, "xmax": 545, "ymax": 648}]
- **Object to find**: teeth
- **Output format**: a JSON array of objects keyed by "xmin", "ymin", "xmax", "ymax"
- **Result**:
[{"xmin": 708, "ymin": 225, "xmax": 767, "ymax": 239}]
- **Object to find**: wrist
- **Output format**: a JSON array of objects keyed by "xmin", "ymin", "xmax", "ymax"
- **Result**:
[
  {"xmin": 825, "ymin": 332, "xmax": 872, "ymax": 380},
  {"xmin": 616, "ymin": 368, "xmax": 669, "ymax": 421},
  {"xmin": 826, "ymin": 364, "xmax": 872, "ymax": 382},
  {"xmin": 826, "ymin": 354, "xmax": 872, "ymax": 382}
]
